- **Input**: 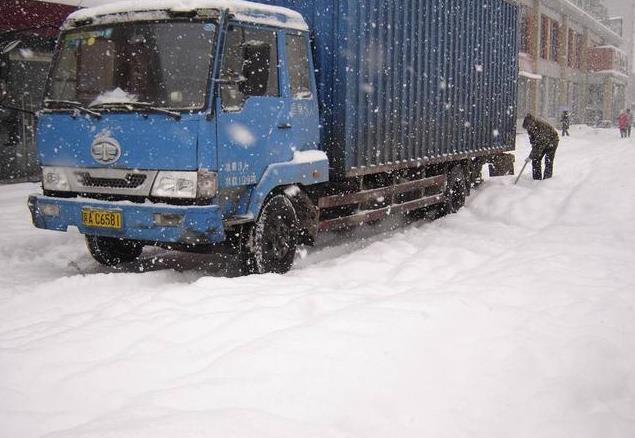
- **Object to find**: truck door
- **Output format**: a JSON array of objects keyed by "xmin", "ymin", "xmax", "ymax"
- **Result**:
[
  {"xmin": 216, "ymin": 24, "xmax": 287, "ymax": 191},
  {"xmin": 281, "ymin": 32, "xmax": 320, "ymax": 154}
]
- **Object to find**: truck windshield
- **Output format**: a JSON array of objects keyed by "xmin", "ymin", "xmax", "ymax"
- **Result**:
[{"xmin": 46, "ymin": 21, "xmax": 216, "ymax": 110}]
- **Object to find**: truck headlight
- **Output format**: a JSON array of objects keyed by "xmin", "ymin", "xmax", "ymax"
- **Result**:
[
  {"xmin": 42, "ymin": 167, "xmax": 71, "ymax": 192},
  {"xmin": 151, "ymin": 170, "xmax": 218, "ymax": 200},
  {"xmin": 151, "ymin": 171, "xmax": 198, "ymax": 199}
]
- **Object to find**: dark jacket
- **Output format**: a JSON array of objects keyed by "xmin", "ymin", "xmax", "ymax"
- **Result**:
[
  {"xmin": 560, "ymin": 112, "xmax": 570, "ymax": 129},
  {"xmin": 522, "ymin": 114, "xmax": 559, "ymax": 159}
]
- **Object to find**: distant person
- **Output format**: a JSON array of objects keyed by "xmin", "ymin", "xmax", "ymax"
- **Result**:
[
  {"xmin": 618, "ymin": 109, "xmax": 630, "ymax": 138},
  {"xmin": 560, "ymin": 110, "xmax": 570, "ymax": 137},
  {"xmin": 522, "ymin": 114, "xmax": 559, "ymax": 180}
]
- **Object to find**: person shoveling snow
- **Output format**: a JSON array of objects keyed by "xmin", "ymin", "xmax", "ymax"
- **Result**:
[{"xmin": 521, "ymin": 114, "xmax": 560, "ymax": 181}]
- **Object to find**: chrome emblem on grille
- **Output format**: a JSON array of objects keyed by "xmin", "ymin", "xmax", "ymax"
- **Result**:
[{"xmin": 91, "ymin": 133, "xmax": 121, "ymax": 165}]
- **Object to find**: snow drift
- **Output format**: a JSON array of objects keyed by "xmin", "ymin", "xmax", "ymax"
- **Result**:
[{"xmin": 0, "ymin": 126, "xmax": 634, "ymax": 437}]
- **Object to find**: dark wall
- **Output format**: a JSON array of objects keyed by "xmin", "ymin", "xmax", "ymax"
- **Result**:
[
  {"xmin": 0, "ymin": 0, "xmax": 75, "ymax": 37},
  {"xmin": 1, "ymin": 0, "xmax": 76, "ymax": 181}
]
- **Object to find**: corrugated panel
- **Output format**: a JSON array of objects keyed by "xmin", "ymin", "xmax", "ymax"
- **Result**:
[
  {"xmin": 341, "ymin": 0, "xmax": 518, "ymax": 175},
  {"xmin": 260, "ymin": 0, "xmax": 518, "ymax": 177}
]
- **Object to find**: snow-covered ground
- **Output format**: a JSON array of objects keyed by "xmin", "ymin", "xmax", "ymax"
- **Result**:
[{"xmin": 1, "ymin": 126, "xmax": 634, "ymax": 438}]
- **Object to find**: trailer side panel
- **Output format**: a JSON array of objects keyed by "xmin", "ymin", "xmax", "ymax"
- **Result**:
[{"xmin": 260, "ymin": 0, "xmax": 519, "ymax": 178}]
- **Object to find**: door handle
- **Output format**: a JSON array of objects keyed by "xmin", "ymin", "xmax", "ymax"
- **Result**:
[{"xmin": 277, "ymin": 122, "xmax": 292, "ymax": 129}]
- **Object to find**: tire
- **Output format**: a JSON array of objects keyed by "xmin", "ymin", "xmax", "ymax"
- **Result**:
[
  {"xmin": 443, "ymin": 165, "xmax": 468, "ymax": 215},
  {"xmin": 85, "ymin": 235, "xmax": 144, "ymax": 266},
  {"xmin": 240, "ymin": 195, "xmax": 299, "ymax": 275},
  {"xmin": 470, "ymin": 160, "xmax": 484, "ymax": 188}
]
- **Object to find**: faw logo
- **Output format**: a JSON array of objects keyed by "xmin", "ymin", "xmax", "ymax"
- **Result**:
[{"xmin": 90, "ymin": 136, "xmax": 121, "ymax": 165}]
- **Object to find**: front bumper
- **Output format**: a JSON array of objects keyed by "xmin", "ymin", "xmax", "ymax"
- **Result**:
[{"xmin": 28, "ymin": 195, "xmax": 226, "ymax": 245}]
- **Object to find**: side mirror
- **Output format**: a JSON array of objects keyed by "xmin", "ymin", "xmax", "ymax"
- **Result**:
[
  {"xmin": 1, "ymin": 40, "xmax": 21, "ymax": 55},
  {"xmin": 218, "ymin": 71, "xmax": 248, "ymax": 112}
]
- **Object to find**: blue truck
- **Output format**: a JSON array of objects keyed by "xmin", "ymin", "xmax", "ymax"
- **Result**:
[{"xmin": 27, "ymin": 0, "xmax": 518, "ymax": 274}]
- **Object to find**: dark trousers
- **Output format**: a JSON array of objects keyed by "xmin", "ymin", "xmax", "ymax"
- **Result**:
[
  {"xmin": 532, "ymin": 147, "xmax": 557, "ymax": 180},
  {"xmin": 628, "ymin": 126, "xmax": 632, "ymax": 138},
  {"xmin": 561, "ymin": 127, "xmax": 569, "ymax": 136}
]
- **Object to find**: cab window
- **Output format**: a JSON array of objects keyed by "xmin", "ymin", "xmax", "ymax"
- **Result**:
[
  {"xmin": 285, "ymin": 34, "xmax": 311, "ymax": 99},
  {"xmin": 220, "ymin": 25, "xmax": 279, "ymax": 111}
]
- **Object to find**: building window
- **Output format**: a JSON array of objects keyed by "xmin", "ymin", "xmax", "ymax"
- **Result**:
[
  {"xmin": 570, "ymin": 82, "xmax": 579, "ymax": 120},
  {"xmin": 520, "ymin": 6, "xmax": 531, "ymax": 54},
  {"xmin": 550, "ymin": 20, "xmax": 560, "ymax": 62},
  {"xmin": 538, "ymin": 77, "xmax": 561, "ymax": 118},
  {"xmin": 617, "ymin": 51, "xmax": 628, "ymax": 74},
  {"xmin": 588, "ymin": 84, "xmax": 603, "ymax": 113},
  {"xmin": 575, "ymin": 33, "xmax": 584, "ymax": 69},
  {"xmin": 567, "ymin": 29, "xmax": 575, "ymax": 67},
  {"xmin": 539, "ymin": 79, "xmax": 547, "ymax": 117},
  {"xmin": 548, "ymin": 77, "xmax": 560, "ymax": 118},
  {"xmin": 540, "ymin": 15, "xmax": 549, "ymax": 59}
]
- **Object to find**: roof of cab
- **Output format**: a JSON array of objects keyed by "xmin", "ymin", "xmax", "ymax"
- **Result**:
[{"xmin": 65, "ymin": 0, "xmax": 308, "ymax": 31}]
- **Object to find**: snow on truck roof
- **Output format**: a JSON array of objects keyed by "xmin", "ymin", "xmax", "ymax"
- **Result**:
[{"xmin": 65, "ymin": 0, "xmax": 308, "ymax": 31}]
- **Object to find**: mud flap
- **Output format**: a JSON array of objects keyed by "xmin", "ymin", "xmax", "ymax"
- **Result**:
[{"xmin": 488, "ymin": 153, "xmax": 515, "ymax": 177}]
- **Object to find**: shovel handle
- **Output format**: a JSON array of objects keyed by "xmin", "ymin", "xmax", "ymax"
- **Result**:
[{"xmin": 514, "ymin": 159, "xmax": 530, "ymax": 185}]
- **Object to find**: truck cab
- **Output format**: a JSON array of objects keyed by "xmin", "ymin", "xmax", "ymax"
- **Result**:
[{"xmin": 28, "ymin": 2, "xmax": 330, "ymax": 273}]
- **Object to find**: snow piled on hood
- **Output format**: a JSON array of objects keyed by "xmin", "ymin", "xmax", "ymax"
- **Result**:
[
  {"xmin": 89, "ymin": 87, "xmax": 138, "ymax": 107},
  {"xmin": 1, "ymin": 126, "xmax": 635, "ymax": 437}
]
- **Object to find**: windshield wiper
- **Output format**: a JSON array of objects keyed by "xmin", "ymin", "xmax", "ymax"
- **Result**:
[
  {"xmin": 44, "ymin": 99, "xmax": 102, "ymax": 118},
  {"xmin": 91, "ymin": 101, "xmax": 182, "ymax": 120},
  {"xmin": 129, "ymin": 102, "xmax": 183, "ymax": 120}
]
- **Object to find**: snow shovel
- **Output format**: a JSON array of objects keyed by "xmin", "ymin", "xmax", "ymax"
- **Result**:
[{"xmin": 514, "ymin": 158, "xmax": 531, "ymax": 185}]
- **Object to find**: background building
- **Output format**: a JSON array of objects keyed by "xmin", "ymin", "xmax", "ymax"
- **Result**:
[
  {"xmin": 0, "ymin": 0, "xmax": 76, "ymax": 180},
  {"xmin": 602, "ymin": 0, "xmax": 635, "ymax": 106},
  {"xmin": 0, "ymin": 0, "xmax": 108, "ymax": 181},
  {"xmin": 517, "ymin": 0, "xmax": 629, "ymax": 126}
]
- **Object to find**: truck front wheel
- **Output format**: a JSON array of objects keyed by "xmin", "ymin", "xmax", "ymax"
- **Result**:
[
  {"xmin": 241, "ymin": 195, "xmax": 299, "ymax": 275},
  {"xmin": 85, "ymin": 235, "xmax": 143, "ymax": 266}
]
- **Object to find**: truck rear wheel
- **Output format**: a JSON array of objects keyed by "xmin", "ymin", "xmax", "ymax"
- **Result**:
[
  {"xmin": 241, "ymin": 195, "xmax": 299, "ymax": 275},
  {"xmin": 443, "ymin": 165, "xmax": 468, "ymax": 214},
  {"xmin": 85, "ymin": 235, "xmax": 143, "ymax": 266}
]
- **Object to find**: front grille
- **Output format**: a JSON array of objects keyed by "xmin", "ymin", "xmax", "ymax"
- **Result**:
[
  {"xmin": 64, "ymin": 168, "xmax": 157, "ymax": 196},
  {"xmin": 75, "ymin": 172, "xmax": 147, "ymax": 189}
]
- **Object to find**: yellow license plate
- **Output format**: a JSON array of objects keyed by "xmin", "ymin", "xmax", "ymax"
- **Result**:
[{"xmin": 81, "ymin": 209, "xmax": 122, "ymax": 230}]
